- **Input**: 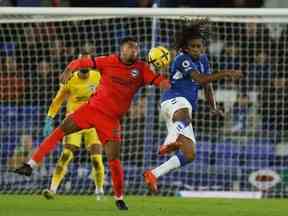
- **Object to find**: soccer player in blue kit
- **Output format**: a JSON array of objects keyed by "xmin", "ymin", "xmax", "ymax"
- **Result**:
[{"xmin": 144, "ymin": 20, "xmax": 242, "ymax": 193}]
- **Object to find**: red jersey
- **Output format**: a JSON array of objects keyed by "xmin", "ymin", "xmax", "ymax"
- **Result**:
[{"xmin": 68, "ymin": 54, "xmax": 166, "ymax": 119}]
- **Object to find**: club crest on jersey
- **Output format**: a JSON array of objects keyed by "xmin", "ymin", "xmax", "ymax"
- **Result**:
[
  {"xmin": 199, "ymin": 63, "xmax": 204, "ymax": 73},
  {"xmin": 89, "ymin": 85, "xmax": 96, "ymax": 92},
  {"xmin": 130, "ymin": 68, "xmax": 139, "ymax": 78}
]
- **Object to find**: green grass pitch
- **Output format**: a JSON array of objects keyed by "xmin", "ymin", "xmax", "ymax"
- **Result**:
[{"xmin": 0, "ymin": 195, "xmax": 287, "ymax": 216}]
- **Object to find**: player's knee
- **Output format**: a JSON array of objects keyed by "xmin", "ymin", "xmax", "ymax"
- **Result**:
[
  {"xmin": 90, "ymin": 154, "xmax": 103, "ymax": 169},
  {"xmin": 54, "ymin": 165, "xmax": 64, "ymax": 175},
  {"xmin": 176, "ymin": 150, "xmax": 194, "ymax": 166},
  {"xmin": 58, "ymin": 149, "xmax": 74, "ymax": 166},
  {"xmin": 89, "ymin": 144, "xmax": 102, "ymax": 155},
  {"xmin": 91, "ymin": 158, "xmax": 100, "ymax": 169},
  {"xmin": 185, "ymin": 151, "xmax": 196, "ymax": 162}
]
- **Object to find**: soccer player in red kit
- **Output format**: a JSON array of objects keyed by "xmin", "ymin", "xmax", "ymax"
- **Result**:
[{"xmin": 14, "ymin": 37, "xmax": 170, "ymax": 210}]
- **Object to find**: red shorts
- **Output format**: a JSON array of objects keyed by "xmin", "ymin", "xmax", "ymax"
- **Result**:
[{"xmin": 69, "ymin": 102, "xmax": 121, "ymax": 144}]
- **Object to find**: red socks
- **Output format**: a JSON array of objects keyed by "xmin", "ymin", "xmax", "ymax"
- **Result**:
[
  {"xmin": 32, "ymin": 127, "xmax": 64, "ymax": 163},
  {"xmin": 108, "ymin": 159, "xmax": 124, "ymax": 199}
]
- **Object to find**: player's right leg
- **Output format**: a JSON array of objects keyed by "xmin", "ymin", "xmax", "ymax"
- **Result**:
[
  {"xmin": 158, "ymin": 97, "xmax": 196, "ymax": 155},
  {"xmin": 83, "ymin": 107, "xmax": 127, "ymax": 210},
  {"xmin": 85, "ymin": 128, "xmax": 105, "ymax": 200},
  {"xmin": 144, "ymin": 97, "xmax": 196, "ymax": 193},
  {"xmin": 104, "ymin": 140, "xmax": 128, "ymax": 210},
  {"xmin": 14, "ymin": 103, "xmax": 92, "ymax": 176},
  {"xmin": 43, "ymin": 140, "xmax": 79, "ymax": 199}
]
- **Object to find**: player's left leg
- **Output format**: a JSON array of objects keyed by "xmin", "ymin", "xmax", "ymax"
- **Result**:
[
  {"xmin": 86, "ymin": 109, "xmax": 127, "ymax": 210},
  {"xmin": 85, "ymin": 128, "xmax": 104, "ymax": 200},
  {"xmin": 14, "ymin": 117, "xmax": 81, "ymax": 176},
  {"xmin": 89, "ymin": 144, "xmax": 105, "ymax": 200},
  {"xmin": 43, "ymin": 144, "xmax": 78, "ymax": 199},
  {"xmin": 144, "ymin": 99, "xmax": 196, "ymax": 193},
  {"xmin": 104, "ymin": 140, "xmax": 128, "ymax": 210},
  {"xmin": 14, "ymin": 103, "xmax": 94, "ymax": 176}
]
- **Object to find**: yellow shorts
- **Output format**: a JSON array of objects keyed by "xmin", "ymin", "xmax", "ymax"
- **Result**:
[{"xmin": 63, "ymin": 128, "xmax": 101, "ymax": 149}]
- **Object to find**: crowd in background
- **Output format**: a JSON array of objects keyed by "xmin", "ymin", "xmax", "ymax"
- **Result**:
[
  {"xmin": 0, "ymin": 0, "xmax": 284, "ymax": 8},
  {"xmin": 0, "ymin": 17, "xmax": 288, "ymax": 144}
]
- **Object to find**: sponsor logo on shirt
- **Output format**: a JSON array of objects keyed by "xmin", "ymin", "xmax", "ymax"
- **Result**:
[
  {"xmin": 182, "ymin": 60, "xmax": 190, "ymax": 68},
  {"xmin": 89, "ymin": 85, "xmax": 96, "ymax": 92},
  {"xmin": 199, "ymin": 62, "xmax": 204, "ymax": 73},
  {"xmin": 130, "ymin": 68, "xmax": 139, "ymax": 78},
  {"xmin": 172, "ymin": 70, "xmax": 183, "ymax": 80}
]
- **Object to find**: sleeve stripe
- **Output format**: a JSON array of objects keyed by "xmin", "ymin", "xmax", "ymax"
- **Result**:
[
  {"xmin": 91, "ymin": 55, "xmax": 96, "ymax": 69},
  {"xmin": 150, "ymin": 74, "xmax": 160, "ymax": 85}
]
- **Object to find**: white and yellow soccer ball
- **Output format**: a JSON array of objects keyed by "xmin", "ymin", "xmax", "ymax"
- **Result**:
[{"xmin": 148, "ymin": 46, "xmax": 171, "ymax": 70}]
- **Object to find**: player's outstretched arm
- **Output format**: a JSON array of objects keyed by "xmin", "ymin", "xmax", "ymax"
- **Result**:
[
  {"xmin": 203, "ymin": 84, "xmax": 224, "ymax": 118},
  {"xmin": 191, "ymin": 69, "xmax": 242, "ymax": 86},
  {"xmin": 43, "ymin": 85, "xmax": 68, "ymax": 136}
]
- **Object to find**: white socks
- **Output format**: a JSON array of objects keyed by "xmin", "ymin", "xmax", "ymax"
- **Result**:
[
  {"xmin": 27, "ymin": 159, "xmax": 37, "ymax": 168},
  {"xmin": 151, "ymin": 155, "xmax": 181, "ymax": 178},
  {"xmin": 50, "ymin": 186, "xmax": 57, "ymax": 194}
]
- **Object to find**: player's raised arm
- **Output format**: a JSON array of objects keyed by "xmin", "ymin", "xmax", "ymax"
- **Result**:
[{"xmin": 191, "ymin": 69, "xmax": 242, "ymax": 86}]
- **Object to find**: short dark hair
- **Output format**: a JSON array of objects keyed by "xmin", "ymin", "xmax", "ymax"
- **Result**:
[
  {"xmin": 175, "ymin": 18, "xmax": 210, "ymax": 50},
  {"xmin": 79, "ymin": 68, "xmax": 89, "ymax": 74},
  {"xmin": 119, "ymin": 36, "xmax": 138, "ymax": 47}
]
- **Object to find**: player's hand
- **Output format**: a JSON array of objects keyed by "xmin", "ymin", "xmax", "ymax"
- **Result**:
[
  {"xmin": 43, "ymin": 116, "xmax": 54, "ymax": 137},
  {"xmin": 59, "ymin": 70, "xmax": 72, "ymax": 84},
  {"xmin": 225, "ymin": 70, "xmax": 243, "ymax": 80},
  {"xmin": 210, "ymin": 108, "xmax": 225, "ymax": 118},
  {"xmin": 159, "ymin": 79, "xmax": 171, "ymax": 90}
]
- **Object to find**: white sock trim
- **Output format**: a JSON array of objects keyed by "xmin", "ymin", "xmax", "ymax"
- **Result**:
[
  {"xmin": 50, "ymin": 187, "xmax": 57, "ymax": 194},
  {"xmin": 152, "ymin": 155, "xmax": 181, "ymax": 178},
  {"xmin": 27, "ymin": 159, "xmax": 37, "ymax": 168}
]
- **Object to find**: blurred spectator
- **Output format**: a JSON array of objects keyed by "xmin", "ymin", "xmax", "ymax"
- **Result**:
[
  {"xmin": 158, "ymin": 0, "xmax": 263, "ymax": 7},
  {"xmin": 214, "ymin": 43, "xmax": 241, "ymax": 88},
  {"xmin": 259, "ymin": 72, "xmax": 288, "ymax": 143},
  {"xmin": 7, "ymin": 134, "xmax": 33, "ymax": 170},
  {"xmin": 15, "ymin": 0, "xmax": 41, "ymax": 6},
  {"xmin": 246, "ymin": 50, "xmax": 272, "ymax": 89},
  {"xmin": 69, "ymin": 0, "xmax": 151, "ymax": 7},
  {"xmin": 46, "ymin": 39, "xmax": 74, "ymax": 72},
  {"xmin": 25, "ymin": 59, "xmax": 59, "ymax": 107},
  {"xmin": 122, "ymin": 94, "xmax": 147, "ymax": 165},
  {"xmin": 224, "ymin": 0, "xmax": 264, "ymax": 7},
  {"xmin": 219, "ymin": 43, "xmax": 241, "ymax": 70},
  {"xmin": 0, "ymin": 56, "xmax": 25, "ymax": 105},
  {"xmin": 138, "ymin": 0, "xmax": 152, "ymax": 7},
  {"xmin": 0, "ymin": 0, "xmax": 16, "ymax": 6},
  {"xmin": 274, "ymin": 26, "xmax": 288, "ymax": 74},
  {"xmin": 238, "ymin": 22, "xmax": 271, "ymax": 64},
  {"xmin": 230, "ymin": 93, "xmax": 253, "ymax": 134},
  {"xmin": 0, "ymin": 42, "xmax": 16, "ymax": 56},
  {"xmin": 264, "ymin": 0, "xmax": 288, "ymax": 8},
  {"xmin": 193, "ymin": 99, "xmax": 225, "ymax": 138}
]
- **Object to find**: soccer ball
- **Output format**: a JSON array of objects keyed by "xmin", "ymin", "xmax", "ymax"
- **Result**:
[{"xmin": 148, "ymin": 46, "xmax": 171, "ymax": 69}]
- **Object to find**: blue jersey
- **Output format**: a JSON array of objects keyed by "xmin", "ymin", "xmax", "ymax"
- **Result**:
[{"xmin": 161, "ymin": 51, "xmax": 211, "ymax": 111}]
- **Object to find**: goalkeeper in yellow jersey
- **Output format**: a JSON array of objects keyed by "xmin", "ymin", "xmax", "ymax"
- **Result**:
[{"xmin": 42, "ymin": 67, "xmax": 105, "ymax": 200}]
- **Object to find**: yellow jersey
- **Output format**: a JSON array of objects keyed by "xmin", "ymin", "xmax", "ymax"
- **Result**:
[{"xmin": 47, "ymin": 69, "xmax": 101, "ymax": 118}]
